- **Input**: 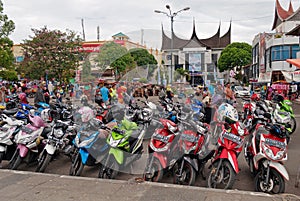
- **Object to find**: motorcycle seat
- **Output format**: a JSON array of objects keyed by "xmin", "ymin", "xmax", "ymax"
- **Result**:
[
  {"xmin": 278, "ymin": 111, "xmax": 289, "ymax": 116},
  {"xmin": 3, "ymin": 108, "xmax": 19, "ymax": 115},
  {"xmin": 41, "ymin": 127, "xmax": 52, "ymax": 138}
]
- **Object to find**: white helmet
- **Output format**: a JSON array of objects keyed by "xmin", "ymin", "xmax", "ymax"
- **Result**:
[
  {"xmin": 41, "ymin": 109, "xmax": 51, "ymax": 122},
  {"xmin": 77, "ymin": 106, "xmax": 95, "ymax": 123},
  {"xmin": 217, "ymin": 103, "xmax": 238, "ymax": 123}
]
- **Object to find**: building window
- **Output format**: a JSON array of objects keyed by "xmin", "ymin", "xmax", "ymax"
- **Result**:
[
  {"xmin": 270, "ymin": 45, "xmax": 299, "ymax": 61},
  {"xmin": 292, "ymin": 45, "xmax": 300, "ymax": 58},
  {"xmin": 188, "ymin": 53, "xmax": 205, "ymax": 72}
]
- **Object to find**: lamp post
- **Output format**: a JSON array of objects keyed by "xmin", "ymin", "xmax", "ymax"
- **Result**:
[{"xmin": 155, "ymin": 5, "xmax": 190, "ymax": 85}]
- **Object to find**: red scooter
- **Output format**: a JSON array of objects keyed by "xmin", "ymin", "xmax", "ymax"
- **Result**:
[
  {"xmin": 207, "ymin": 103, "xmax": 248, "ymax": 189},
  {"xmin": 173, "ymin": 121, "xmax": 214, "ymax": 186},
  {"xmin": 143, "ymin": 118, "xmax": 180, "ymax": 182},
  {"xmin": 244, "ymin": 121, "xmax": 289, "ymax": 194}
]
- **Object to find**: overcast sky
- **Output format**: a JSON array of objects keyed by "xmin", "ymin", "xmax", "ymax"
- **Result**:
[{"xmin": 2, "ymin": 0, "xmax": 300, "ymax": 49}]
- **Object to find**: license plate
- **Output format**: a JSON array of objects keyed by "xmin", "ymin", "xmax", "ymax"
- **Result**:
[
  {"xmin": 265, "ymin": 138, "xmax": 285, "ymax": 149},
  {"xmin": 223, "ymin": 132, "xmax": 243, "ymax": 145}
]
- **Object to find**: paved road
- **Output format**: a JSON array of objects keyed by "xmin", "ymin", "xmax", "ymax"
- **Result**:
[{"xmin": 1, "ymin": 96, "xmax": 300, "ymax": 197}]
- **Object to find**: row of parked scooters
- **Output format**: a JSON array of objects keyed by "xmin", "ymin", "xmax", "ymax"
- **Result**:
[{"xmin": 0, "ymin": 92, "xmax": 295, "ymax": 194}]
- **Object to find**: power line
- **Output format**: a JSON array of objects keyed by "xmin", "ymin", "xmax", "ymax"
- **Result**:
[{"xmin": 173, "ymin": 15, "xmax": 273, "ymax": 24}]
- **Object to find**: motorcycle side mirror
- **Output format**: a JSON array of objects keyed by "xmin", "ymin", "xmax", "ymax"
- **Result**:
[{"xmin": 263, "ymin": 113, "xmax": 271, "ymax": 119}]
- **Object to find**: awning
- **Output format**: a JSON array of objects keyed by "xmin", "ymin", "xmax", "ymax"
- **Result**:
[
  {"xmin": 257, "ymin": 72, "xmax": 272, "ymax": 83},
  {"xmin": 282, "ymin": 71, "xmax": 300, "ymax": 82},
  {"xmin": 286, "ymin": 59, "xmax": 300, "ymax": 68}
]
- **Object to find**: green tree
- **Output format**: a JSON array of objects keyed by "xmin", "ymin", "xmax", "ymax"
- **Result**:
[
  {"xmin": 96, "ymin": 42, "xmax": 135, "ymax": 79},
  {"xmin": 130, "ymin": 48, "xmax": 158, "ymax": 79},
  {"xmin": 19, "ymin": 26, "xmax": 84, "ymax": 81},
  {"xmin": 81, "ymin": 59, "xmax": 94, "ymax": 82},
  {"xmin": 217, "ymin": 42, "xmax": 252, "ymax": 72},
  {"xmin": 129, "ymin": 48, "xmax": 157, "ymax": 66},
  {"xmin": 175, "ymin": 67, "xmax": 190, "ymax": 82},
  {"xmin": 0, "ymin": 0, "xmax": 15, "ymax": 70}
]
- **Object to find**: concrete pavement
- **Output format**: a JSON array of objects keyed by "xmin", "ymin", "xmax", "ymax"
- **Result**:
[{"xmin": 0, "ymin": 169, "xmax": 299, "ymax": 201}]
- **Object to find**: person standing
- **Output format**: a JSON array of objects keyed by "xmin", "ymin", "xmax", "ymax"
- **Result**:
[
  {"xmin": 224, "ymin": 82, "xmax": 234, "ymax": 104},
  {"xmin": 117, "ymin": 82, "xmax": 127, "ymax": 104},
  {"xmin": 34, "ymin": 84, "xmax": 45, "ymax": 107},
  {"xmin": 100, "ymin": 83, "xmax": 110, "ymax": 105},
  {"xmin": 43, "ymin": 85, "xmax": 50, "ymax": 104},
  {"xmin": 48, "ymin": 81, "xmax": 54, "ymax": 96},
  {"xmin": 19, "ymin": 86, "xmax": 29, "ymax": 104}
]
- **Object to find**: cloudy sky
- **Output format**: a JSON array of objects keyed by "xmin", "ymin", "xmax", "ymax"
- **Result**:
[{"xmin": 2, "ymin": 0, "xmax": 300, "ymax": 49}]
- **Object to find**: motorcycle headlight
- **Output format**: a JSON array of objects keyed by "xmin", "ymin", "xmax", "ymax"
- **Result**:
[
  {"xmin": 109, "ymin": 136, "xmax": 120, "ymax": 148},
  {"xmin": 285, "ymin": 101, "xmax": 292, "ymax": 106},
  {"xmin": 54, "ymin": 129, "xmax": 64, "ymax": 138},
  {"xmin": 261, "ymin": 142, "xmax": 286, "ymax": 161}
]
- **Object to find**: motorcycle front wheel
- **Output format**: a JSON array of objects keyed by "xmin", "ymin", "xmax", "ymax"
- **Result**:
[
  {"xmin": 36, "ymin": 152, "xmax": 52, "ymax": 173},
  {"xmin": 207, "ymin": 160, "xmax": 236, "ymax": 189},
  {"xmin": 98, "ymin": 157, "xmax": 119, "ymax": 179},
  {"xmin": 9, "ymin": 152, "xmax": 22, "ymax": 170},
  {"xmin": 144, "ymin": 158, "xmax": 164, "ymax": 182},
  {"xmin": 173, "ymin": 160, "xmax": 196, "ymax": 186},
  {"xmin": 69, "ymin": 152, "xmax": 84, "ymax": 176},
  {"xmin": 254, "ymin": 168, "xmax": 285, "ymax": 194},
  {"xmin": 0, "ymin": 152, "xmax": 4, "ymax": 164},
  {"xmin": 289, "ymin": 116, "xmax": 296, "ymax": 135}
]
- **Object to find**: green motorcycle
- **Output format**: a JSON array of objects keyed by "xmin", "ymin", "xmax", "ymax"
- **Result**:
[
  {"xmin": 274, "ymin": 95, "xmax": 296, "ymax": 135},
  {"xmin": 98, "ymin": 118, "xmax": 146, "ymax": 179}
]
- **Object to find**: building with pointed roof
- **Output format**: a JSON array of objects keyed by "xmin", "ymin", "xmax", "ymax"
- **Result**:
[
  {"xmin": 251, "ymin": 0, "xmax": 300, "ymax": 83},
  {"xmin": 160, "ymin": 20, "xmax": 231, "ymax": 85}
]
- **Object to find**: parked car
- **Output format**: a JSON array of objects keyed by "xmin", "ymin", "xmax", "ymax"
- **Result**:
[{"xmin": 234, "ymin": 86, "xmax": 250, "ymax": 97}]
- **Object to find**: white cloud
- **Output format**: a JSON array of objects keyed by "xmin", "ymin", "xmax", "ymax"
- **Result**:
[{"xmin": 2, "ymin": 0, "xmax": 300, "ymax": 47}]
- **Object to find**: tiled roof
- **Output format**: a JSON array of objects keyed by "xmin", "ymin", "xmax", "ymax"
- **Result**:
[{"xmin": 112, "ymin": 32, "xmax": 129, "ymax": 38}]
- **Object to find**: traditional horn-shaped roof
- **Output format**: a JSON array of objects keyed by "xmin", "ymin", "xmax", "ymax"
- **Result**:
[
  {"xmin": 179, "ymin": 19, "xmax": 210, "ymax": 49},
  {"xmin": 219, "ymin": 21, "xmax": 231, "ymax": 48},
  {"xmin": 161, "ymin": 20, "xmax": 231, "ymax": 51},
  {"xmin": 161, "ymin": 24, "xmax": 189, "ymax": 51},
  {"xmin": 272, "ymin": 0, "xmax": 295, "ymax": 30}
]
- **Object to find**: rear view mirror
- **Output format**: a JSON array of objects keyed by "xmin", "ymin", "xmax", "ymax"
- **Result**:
[{"xmin": 263, "ymin": 112, "xmax": 271, "ymax": 119}]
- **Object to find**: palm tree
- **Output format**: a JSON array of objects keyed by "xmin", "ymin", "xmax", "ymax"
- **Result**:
[{"xmin": 175, "ymin": 68, "xmax": 190, "ymax": 82}]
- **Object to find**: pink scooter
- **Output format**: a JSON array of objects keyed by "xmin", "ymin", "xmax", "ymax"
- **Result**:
[{"xmin": 9, "ymin": 115, "xmax": 50, "ymax": 170}]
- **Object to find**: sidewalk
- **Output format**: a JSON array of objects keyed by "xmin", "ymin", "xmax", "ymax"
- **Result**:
[{"xmin": 0, "ymin": 169, "xmax": 299, "ymax": 201}]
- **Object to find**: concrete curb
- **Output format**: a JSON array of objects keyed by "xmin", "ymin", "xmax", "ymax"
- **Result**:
[{"xmin": 0, "ymin": 169, "xmax": 299, "ymax": 201}]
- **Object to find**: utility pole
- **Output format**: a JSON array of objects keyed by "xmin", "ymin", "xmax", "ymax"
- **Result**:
[
  {"xmin": 81, "ymin": 18, "xmax": 86, "ymax": 41},
  {"xmin": 97, "ymin": 26, "xmax": 100, "ymax": 41}
]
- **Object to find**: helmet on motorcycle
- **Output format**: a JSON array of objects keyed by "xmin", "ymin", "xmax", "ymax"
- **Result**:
[
  {"xmin": 29, "ymin": 115, "xmax": 47, "ymax": 128},
  {"xmin": 270, "ymin": 124, "xmax": 286, "ymax": 138},
  {"xmin": 76, "ymin": 106, "xmax": 94, "ymax": 123},
  {"xmin": 217, "ymin": 103, "xmax": 238, "ymax": 124},
  {"xmin": 251, "ymin": 93, "xmax": 260, "ymax": 101},
  {"xmin": 41, "ymin": 109, "xmax": 51, "ymax": 122},
  {"xmin": 80, "ymin": 95, "xmax": 88, "ymax": 106}
]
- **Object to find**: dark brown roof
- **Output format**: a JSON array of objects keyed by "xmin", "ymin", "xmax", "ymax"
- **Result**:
[
  {"xmin": 161, "ymin": 20, "xmax": 231, "ymax": 51},
  {"xmin": 286, "ymin": 24, "xmax": 300, "ymax": 36}
]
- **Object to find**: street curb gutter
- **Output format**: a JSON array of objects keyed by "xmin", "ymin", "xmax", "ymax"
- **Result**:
[{"xmin": 0, "ymin": 169, "xmax": 299, "ymax": 201}]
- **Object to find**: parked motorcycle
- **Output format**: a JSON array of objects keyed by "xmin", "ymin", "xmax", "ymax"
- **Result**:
[
  {"xmin": 0, "ymin": 114, "xmax": 24, "ymax": 165},
  {"xmin": 98, "ymin": 117, "xmax": 149, "ymax": 179},
  {"xmin": 36, "ymin": 119, "xmax": 76, "ymax": 172},
  {"xmin": 207, "ymin": 103, "xmax": 248, "ymax": 189},
  {"xmin": 69, "ymin": 107, "xmax": 112, "ymax": 176},
  {"xmin": 244, "ymin": 119, "xmax": 289, "ymax": 194},
  {"xmin": 8, "ymin": 115, "xmax": 50, "ymax": 170},
  {"xmin": 173, "ymin": 120, "xmax": 214, "ymax": 186},
  {"xmin": 143, "ymin": 117, "xmax": 181, "ymax": 182}
]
